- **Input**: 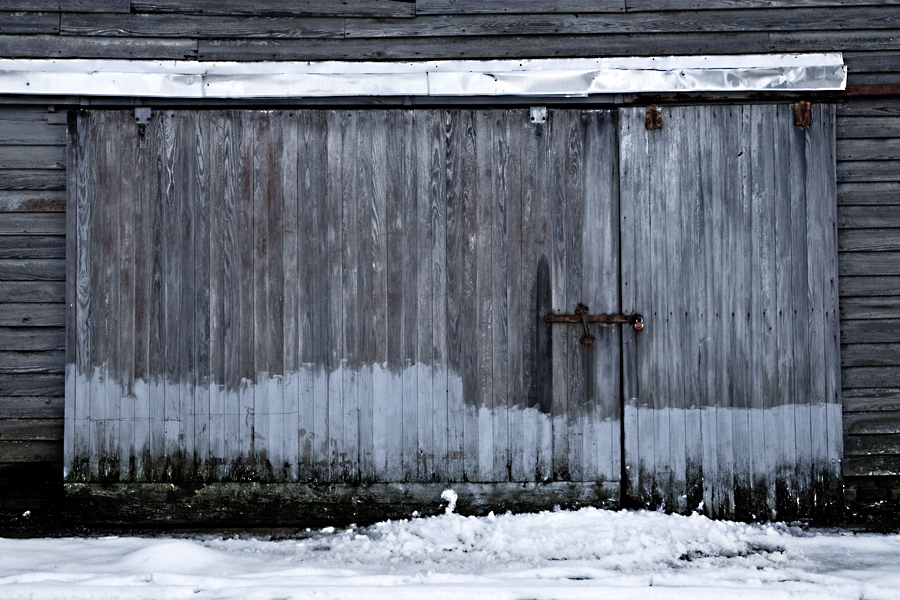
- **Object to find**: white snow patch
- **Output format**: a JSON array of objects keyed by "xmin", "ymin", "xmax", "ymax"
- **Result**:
[{"xmin": 1, "ymin": 508, "xmax": 899, "ymax": 599}]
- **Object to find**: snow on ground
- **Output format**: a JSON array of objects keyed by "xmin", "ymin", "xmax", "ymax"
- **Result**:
[{"xmin": 1, "ymin": 502, "xmax": 899, "ymax": 600}]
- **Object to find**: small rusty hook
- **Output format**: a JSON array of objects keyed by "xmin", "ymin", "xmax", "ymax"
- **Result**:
[{"xmin": 575, "ymin": 303, "xmax": 595, "ymax": 347}]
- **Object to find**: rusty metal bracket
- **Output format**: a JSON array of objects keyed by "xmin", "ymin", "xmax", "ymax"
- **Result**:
[
  {"xmin": 645, "ymin": 104, "xmax": 662, "ymax": 130},
  {"xmin": 794, "ymin": 101, "xmax": 812, "ymax": 127},
  {"xmin": 545, "ymin": 303, "xmax": 645, "ymax": 346}
]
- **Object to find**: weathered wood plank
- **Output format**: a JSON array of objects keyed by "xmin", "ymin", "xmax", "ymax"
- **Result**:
[
  {"xmin": 428, "ymin": 109, "xmax": 449, "ymax": 483},
  {"xmin": 0, "ymin": 236, "xmax": 65, "ymax": 259},
  {"xmin": 3, "ymin": 1, "xmax": 128, "ymax": 12},
  {"xmin": 0, "ymin": 328, "xmax": 64, "ymax": 351},
  {"xmin": 627, "ymin": 0, "xmax": 900, "ymax": 10},
  {"xmin": 413, "ymin": 110, "xmax": 434, "ymax": 482},
  {"xmin": 0, "ymin": 12, "xmax": 60, "ymax": 35},
  {"xmin": 132, "ymin": 0, "xmax": 415, "ymax": 17},
  {"xmin": 0, "ymin": 373, "xmax": 64, "ymax": 396},
  {"xmin": 280, "ymin": 110, "xmax": 299, "ymax": 481},
  {"xmin": 842, "ymin": 343, "xmax": 900, "ymax": 367},
  {"xmin": 0, "ymin": 146, "xmax": 66, "ymax": 170},
  {"xmin": 840, "ymin": 251, "xmax": 900, "ymax": 276},
  {"xmin": 843, "ymin": 388, "xmax": 900, "ymax": 413},
  {"xmin": 0, "ymin": 120, "xmax": 66, "ymax": 146},
  {"xmin": 549, "ymin": 109, "xmax": 569, "ymax": 482},
  {"xmin": 0, "ymin": 397, "xmax": 63, "ymax": 419},
  {"xmin": 843, "ymin": 453, "xmax": 900, "ymax": 477},
  {"xmin": 838, "ymin": 100, "xmax": 900, "ymax": 118},
  {"xmin": 0, "ymin": 419, "xmax": 63, "ymax": 441},
  {"xmin": 840, "ymin": 296, "xmax": 900, "ymax": 319},
  {"xmin": 70, "ymin": 109, "xmax": 91, "ymax": 481},
  {"xmin": 0, "ymin": 281, "xmax": 64, "ymax": 302},
  {"xmin": 354, "ymin": 110, "xmax": 376, "ymax": 483},
  {"xmin": 843, "ymin": 366, "xmax": 900, "ymax": 388},
  {"xmin": 418, "ymin": 0, "xmax": 623, "ymax": 14},
  {"xmin": 490, "ymin": 110, "xmax": 509, "ymax": 483},
  {"xmin": 0, "ymin": 304, "xmax": 63, "ymax": 327},
  {"xmin": 349, "ymin": 7, "xmax": 900, "ymax": 37},
  {"xmin": 563, "ymin": 109, "xmax": 584, "ymax": 485},
  {"xmin": 199, "ymin": 32, "xmax": 774, "ymax": 61},
  {"xmin": 0, "ymin": 170, "xmax": 66, "ymax": 191},
  {"xmin": 0, "ymin": 440, "xmax": 61, "ymax": 462},
  {"xmin": 840, "ymin": 275, "xmax": 900, "ymax": 296},
  {"xmin": 0, "ymin": 351, "xmax": 65, "ymax": 373},
  {"xmin": 0, "ymin": 191, "xmax": 65, "ymax": 213},
  {"xmin": 473, "ymin": 110, "xmax": 493, "ymax": 483},
  {"xmin": 839, "ymin": 229, "xmax": 900, "ymax": 252},
  {"xmin": 0, "ymin": 214, "xmax": 66, "ymax": 236},
  {"xmin": 249, "ymin": 112, "xmax": 269, "ymax": 478},
  {"xmin": 443, "ymin": 110, "xmax": 465, "ymax": 482},
  {"xmin": 0, "ymin": 258, "xmax": 64, "ymax": 283},
  {"xmin": 61, "ymin": 13, "xmax": 344, "ymax": 38},
  {"xmin": 838, "ymin": 183, "xmax": 900, "ymax": 206},
  {"xmin": 838, "ymin": 116, "xmax": 900, "ymax": 139},
  {"xmin": 236, "ymin": 112, "xmax": 255, "ymax": 478},
  {"xmin": 844, "ymin": 433, "xmax": 900, "ymax": 456},
  {"xmin": 618, "ymin": 106, "xmax": 643, "ymax": 503},
  {"xmin": 838, "ymin": 160, "xmax": 900, "ymax": 183},
  {"xmin": 838, "ymin": 138, "xmax": 900, "ymax": 161},
  {"xmin": 841, "ymin": 319, "xmax": 900, "ymax": 344},
  {"xmin": 0, "ymin": 35, "xmax": 198, "ymax": 60},
  {"xmin": 323, "ymin": 110, "xmax": 343, "ymax": 481}
]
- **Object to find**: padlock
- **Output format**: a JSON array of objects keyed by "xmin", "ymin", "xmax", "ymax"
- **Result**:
[{"xmin": 633, "ymin": 315, "xmax": 644, "ymax": 331}]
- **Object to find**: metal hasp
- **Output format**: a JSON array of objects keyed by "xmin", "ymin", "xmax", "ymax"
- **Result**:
[{"xmin": 545, "ymin": 303, "xmax": 645, "ymax": 347}]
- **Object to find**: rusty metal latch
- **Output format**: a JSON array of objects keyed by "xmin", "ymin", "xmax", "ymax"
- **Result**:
[{"xmin": 545, "ymin": 303, "xmax": 645, "ymax": 347}]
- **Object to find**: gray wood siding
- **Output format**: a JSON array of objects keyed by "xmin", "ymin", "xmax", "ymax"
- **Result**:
[
  {"xmin": 66, "ymin": 108, "xmax": 623, "ymax": 487},
  {"xmin": 0, "ymin": 107, "xmax": 66, "ymax": 483},
  {"xmin": 0, "ymin": 2, "xmax": 894, "ymax": 86},
  {"xmin": 838, "ymin": 98, "xmax": 900, "ymax": 478},
  {"xmin": 619, "ymin": 104, "xmax": 842, "ymax": 520}
]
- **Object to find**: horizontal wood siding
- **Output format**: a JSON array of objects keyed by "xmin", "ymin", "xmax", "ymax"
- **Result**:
[
  {"xmin": 0, "ymin": 3, "xmax": 893, "ymax": 86},
  {"xmin": 838, "ymin": 98, "xmax": 900, "ymax": 477},
  {"xmin": 0, "ymin": 107, "xmax": 66, "ymax": 488}
]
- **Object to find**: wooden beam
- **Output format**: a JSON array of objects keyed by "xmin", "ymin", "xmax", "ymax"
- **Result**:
[
  {"xmin": 131, "ymin": 0, "xmax": 415, "ymax": 18},
  {"xmin": 61, "ymin": 13, "xmax": 345, "ymax": 38}
]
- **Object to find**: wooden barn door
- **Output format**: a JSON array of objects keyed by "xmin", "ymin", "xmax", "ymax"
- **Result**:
[
  {"xmin": 66, "ymin": 108, "xmax": 623, "ymax": 491},
  {"xmin": 618, "ymin": 104, "xmax": 843, "ymax": 520}
]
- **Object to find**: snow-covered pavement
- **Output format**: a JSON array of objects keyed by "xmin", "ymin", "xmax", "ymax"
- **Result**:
[{"xmin": 1, "ymin": 503, "xmax": 899, "ymax": 600}]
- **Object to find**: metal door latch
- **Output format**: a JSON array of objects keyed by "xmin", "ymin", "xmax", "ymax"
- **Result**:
[{"xmin": 545, "ymin": 303, "xmax": 645, "ymax": 346}]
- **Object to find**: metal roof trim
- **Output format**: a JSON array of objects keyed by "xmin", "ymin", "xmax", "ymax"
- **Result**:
[{"xmin": 0, "ymin": 54, "xmax": 846, "ymax": 98}]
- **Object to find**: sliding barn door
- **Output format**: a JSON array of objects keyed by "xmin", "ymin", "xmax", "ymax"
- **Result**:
[
  {"xmin": 619, "ymin": 104, "xmax": 842, "ymax": 520},
  {"xmin": 66, "ymin": 109, "xmax": 622, "ymax": 488}
]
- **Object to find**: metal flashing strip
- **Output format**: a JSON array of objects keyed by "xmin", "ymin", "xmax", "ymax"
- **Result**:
[{"xmin": 0, "ymin": 54, "xmax": 846, "ymax": 98}]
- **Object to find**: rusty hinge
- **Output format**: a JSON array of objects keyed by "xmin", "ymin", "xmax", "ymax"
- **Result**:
[
  {"xmin": 545, "ymin": 303, "xmax": 644, "ymax": 347},
  {"xmin": 794, "ymin": 101, "xmax": 812, "ymax": 127},
  {"xmin": 645, "ymin": 104, "xmax": 662, "ymax": 130}
]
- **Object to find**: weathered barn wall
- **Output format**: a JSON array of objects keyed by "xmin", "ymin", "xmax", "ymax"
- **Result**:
[
  {"xmin": 66, "ymin": 108, "xmax": 622, "ymax": 488},
  {"xmin": 0, "ymin": 0, "xmax": 899, "ymax": 515},
  {"xmin": 838, "ymin": 98, "xmax": 900, "ymax": 479},
  {"xmin": 0, "ymin": 106, "xmax": 66, "ymax": 509},
  {"xmin": 0, "ymin": 1, "xmax": 896, "ymax": 90}
]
